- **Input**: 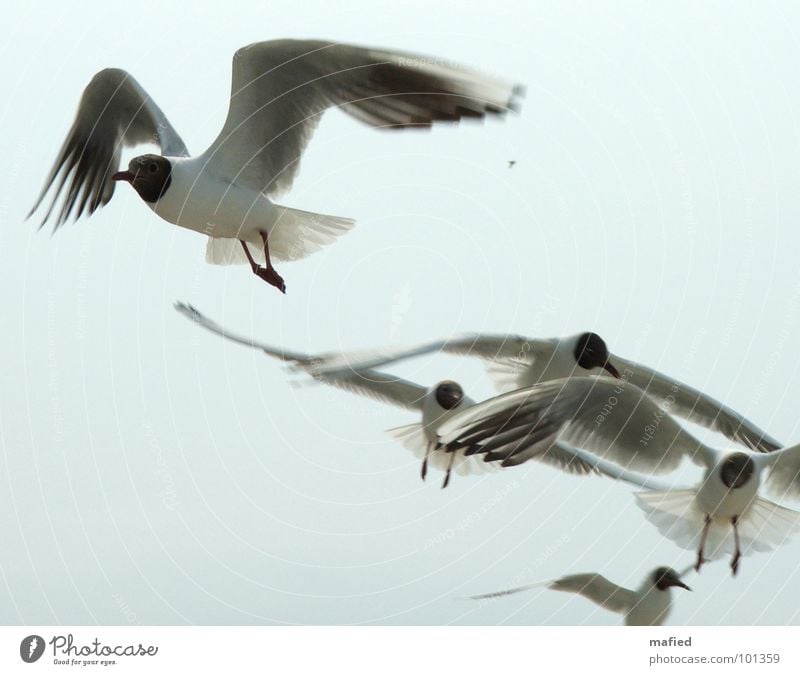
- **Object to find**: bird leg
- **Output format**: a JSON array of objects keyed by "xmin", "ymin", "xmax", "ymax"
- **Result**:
[
  {"xmin": 421, "ymin": 442, "xmax": 432, "ymax": 481},
  {"xmin": 695, "ymin": 515, "xmax": 712, "ymax": 573},
  {"xmin": 240, "ymin": 233, "xmax": 286, "ymax": 294},
  {"xmin": 730, "ymin": 516, "xmax": 742, "ymax": 576},
  {"xmin": 441, "ymin": 451, "xmax": 456, "ymax": 489}
]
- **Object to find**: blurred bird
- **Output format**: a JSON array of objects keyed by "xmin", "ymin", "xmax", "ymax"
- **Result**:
[
  {"xmin": 302, "ymin": 331, "xmax": 781, "ymax": 453},
  {"xmin": 437, "ymin": 377, "xmax": 800, "ymax": 575},
  {"xmin": 469, "ymin": 565, "xmax": 691, "ymax": 626},
  {"xmin": 175, "ymin": 303, "xmax": 475, "ymax": 485},
  {"xmin": 175, "ymin": 303, "xmax": 601, "ymax": 486},
  {"xmin": 30, "ymin": 39, "xmax": 522, "ymax": 294}
]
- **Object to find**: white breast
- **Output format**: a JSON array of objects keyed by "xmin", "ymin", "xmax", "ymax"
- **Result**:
[
  {"xmin": 421, "ymin": 390, "xmax": 476, "ymax": 442},
  {"xmin": 420, "ymin": 389, "xmax": 496, "ymax": 477},
  {"xmin": 148, "ymin": 156, "xmax": 279, "ymax": 242},
  {"xmin": 695, "ymin": 454, "xmax": 760, "ymax": 520},
  {"xmin": 625, "ymin": 587, "xmax": 672, "ymax": 626}
]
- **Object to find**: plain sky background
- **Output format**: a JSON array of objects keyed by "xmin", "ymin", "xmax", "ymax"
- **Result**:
[{"xmin": 2, "ymin": 0, "xmax": 800, "ymax": 625}]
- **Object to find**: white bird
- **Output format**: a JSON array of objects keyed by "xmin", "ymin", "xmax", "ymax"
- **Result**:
[
  {"xmin": 175, "ymin": 303, "xmax": 477, "ymax": 485},
  {"xmin": 30, "ymin": 39, "xmax": 522, "ymax": 294},
  {"xmin": 174, "ymin": 303, "xmax": 597, "ymax": 486},
  {"xmin": 437, "ymin": 377, "xmax": 800, "ymax": 575},
  {"xmin": 303, "ymin": 331, "xmax": 781, "ymax": 453},
  {"xmin": 469, "ymin": 566, "xmax": 692, "ymax": 626}
]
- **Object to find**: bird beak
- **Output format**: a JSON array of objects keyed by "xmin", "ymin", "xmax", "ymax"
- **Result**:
[
  {"xmin": 670, "ymin": 578, "xmax": 691, "ymax": 591},
  {"xmin": 112, "ymin": 170, "xmax": 135, "ymax": 183},
  {"xmin": 603, "ymin": 361, "xmax": 621, "ymax": 379}
]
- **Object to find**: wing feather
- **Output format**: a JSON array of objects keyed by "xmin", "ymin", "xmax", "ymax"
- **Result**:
[
  {"xmin": 292, "ymin": 333, "xmax": 544, "ymax": 378},
  {"xmin": 438, "ymin": 377, "xmax": 706, "ymax": 473},
  {"xmin": 201, "ymin": 39, "xmax": 522, "ymax": 196},
  {"xmin": 469, "ymin": 572, "xmax": 637, "ymax": 616},
  {"xmin": 614, "ymin": 355, "xmax": 781, "ymax": 453},
  {"xmin": 175, "ymin": 302, "xmax": 426, "ymax": 411},
  {"xmin": 762, "ymin": 443, "xmax": 800, "ymax": 501},
  {"xmin": 549, "ymin": 573, "xmax": 637, "ymax": 614},
  {"xmin": 31, "ymin": 68, "xmax": 188, "ymax": 228}
]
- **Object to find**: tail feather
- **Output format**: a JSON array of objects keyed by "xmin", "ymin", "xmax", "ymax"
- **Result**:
[
  {"xmin": 386, "ymin": 423, "xmax": 428, "ymax": 458},
  {"xmin": 740, "ymin": 497, "xmax": 800, "ymax": 552},
  {"xmin": 205, "ymin": 206, "xmax": 355, "ymax": 266},
  {"xmin": 636, "ymin": 490, "xmax": 800, "ymax": 559},
  {"xmin": 385, "ymin": 423, "xmax": 494, "ymax": 477},
  {"xmin": 635, "ymin": 489, "xmax": 707, "ymax": 552},
  {"xmin": 205, "ymin": 237, "xmax": 254, "ymax": 266}
]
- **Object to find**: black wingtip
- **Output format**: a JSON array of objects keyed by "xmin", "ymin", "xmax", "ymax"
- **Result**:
[
  {"xmin": 506, "ymin": 84, "xmax": 526, "ymax": 114},
  {"xmin": 175, "ymin": 302, "xmax": 202, "ymax": 322}
]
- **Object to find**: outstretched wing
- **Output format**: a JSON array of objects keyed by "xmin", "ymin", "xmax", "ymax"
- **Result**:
[
  {"xmin": 468, "ymin": 572, "xmax": 637, "ymax": 616},
  {"xmin": 287, "ymin": 332, "xmax": 545, "ymax": 379},
  {"xmin": 294, "ymin": 338, "xmax": 453, "ymax": 377},
  {"xmin": 439, "ymin": 333, "xmax": 543, "ymax": 361},
  {"xmin": 438, "ymin": 377, "xmax": 706, "ymax": 474},
  {"xmin": 614, "ymin": 355, "xmax": 781, "ymax": 453},
  {"xmin": 201, "ymin": 39, "xmax": 522, "ymax": 196},
  {"xmin": 31, "ymin": 69, "xmax": 189, "ymax": 228},
  {"xmin": 175, "ymin": 302, "xmax": 310, "ymax": 363},
  {"xmin": 548, "ymin": 573, "xmax": 637, "ymax": 614},
  {"xmin": 175, "ymin": 302, "xmax": 426, "ymax": 411},
  {"xmin": 313, "ymin": 369, "xmax": 427, "ymax": 412},
  {"xmin": 538, "ymin": 442, "xmax": 673, "ymax": 489},
  {"xmin": 467, "ymin": 582, "xmax": 547, "ymax": 601},
  {"xmin": 762, "ymin": 443, "xmax": 800, "ymax": 501}
]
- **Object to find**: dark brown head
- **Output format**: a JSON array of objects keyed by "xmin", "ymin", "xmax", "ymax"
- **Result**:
[
  {"xmin": 435, "ymin": 380, "xmax": 464, "ymax": 410},
  {"xmin": 720, "ymin": 452, "xmax": 755, "ymax": 489},
  {"xmin": 573, "ymin": 332, "xmax": 620, "ymax": 378},
  {"xmin": 112, "ymin": 154, "xmax": 172, "ymax": 203},
  {"xmin": 652, "ymin": 567, "xmax": 691, "ymax": 592}
]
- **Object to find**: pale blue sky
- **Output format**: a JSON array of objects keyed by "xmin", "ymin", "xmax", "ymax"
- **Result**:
[{"xmin": 2, "ymin": 0, "xmax": 800, "ymax": 624}]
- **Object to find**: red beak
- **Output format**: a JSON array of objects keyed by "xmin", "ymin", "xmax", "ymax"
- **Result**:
[
  {"xmin": 112, "ymin": 170, "xmax": 134, "ymax": 182},
  {"xmin": 604, "ymin": 362, "xmax": 621, "ymax": 379}
]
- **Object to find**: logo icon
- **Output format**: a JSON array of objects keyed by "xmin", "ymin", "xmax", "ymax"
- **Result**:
[{"xmin": 20, "ymin": 635, "xmax": 45, "ymax": 663}]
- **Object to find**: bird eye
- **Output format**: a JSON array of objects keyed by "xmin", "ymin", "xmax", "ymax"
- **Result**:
[{"xmin": 148, "ymin": 163, "xmax": 158, "ymax": 173}]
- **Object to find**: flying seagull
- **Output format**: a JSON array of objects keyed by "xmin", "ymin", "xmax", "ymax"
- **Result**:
[
  {"xmin": 301, "ymin": 331, "xmax": 781, "ymax": 453},
  {"xmin": 437, "ymin": 377, "xmax": 800, "ymax": 575},
  {"xmin": 30, "ymin": 39, "xmax": 523, "ymax": 293},
  {"xmin": 469, "ymin": 566, "xmax": 691, "ymax": 626},
  {"xmin": 174, "ymin": 303, "xmax": 595, "ymax": 486},
  {"xmin": 175, "ymin": 303, "xmax": 485, "ymax": 485}
]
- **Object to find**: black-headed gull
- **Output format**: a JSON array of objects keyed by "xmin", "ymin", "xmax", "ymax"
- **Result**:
[
  {"xmin": 437, "ymin": 377, "xmax": 800, "ymax": 575},
  {"xmin": 175, "ymin": 303, "xmax": 483, "ymax": 485},
  {"xmin": 304, "ymin": 331, "xmax": 781, "ymax": 453},
  {"xmin": 469, "ymin": 566, "xmax": 691, "ymax": 626},
  {"xmin": 174, "ymin": 303, "xmax": 595, "ymax": 486},
  {"xmin": 30, "ymin": 40, "xmax": 522, "ymax": 293}
]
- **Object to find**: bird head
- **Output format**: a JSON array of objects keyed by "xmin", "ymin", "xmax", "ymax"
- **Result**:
[
  {"xmin": 653, "ymin": 567, "xmax": 691, "ymax": 592},
  {"xmin": 573, "ymin": 332, "xmax": 620, "ymax": 378},
  {"xmin": 112, "ymin": 154, "xmax": 172, "ymax": 203},
  {"xmin": 434, "ymin": 380, "xmax": 464, "ymax": 410},
  {"xmin": 720, "ymin": 452, "xmax": 756, "ymax": 489}
]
